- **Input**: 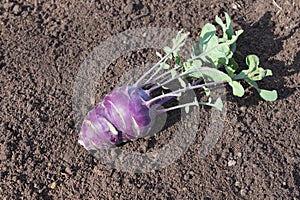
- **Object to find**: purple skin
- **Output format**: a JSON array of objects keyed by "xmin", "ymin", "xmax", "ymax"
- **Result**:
[
  {"xmin": 78, "ymin": 35, "xmax": 191, "ymax": 150},
  {"xmin": 78, "ymin": 39, "xmax": 214, "ymax": 150},
  {"xmin": 78, "ymin": 79, "xmax": 212, "ymax": 150},
  {"xmin": 78, "ymin": 86, "xmax": 154, "ymax": 150}
]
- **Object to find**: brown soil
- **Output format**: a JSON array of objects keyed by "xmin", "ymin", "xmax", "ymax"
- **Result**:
[{"xmin": 1, "ymin": 0, "xmax": 299, "ymax": 199}]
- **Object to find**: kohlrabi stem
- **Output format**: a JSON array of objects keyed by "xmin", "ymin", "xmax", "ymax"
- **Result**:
[
  {"xmin": 192, "ymin": 77, "xmax": 204, "ymax": 86},
  {"xmin": 146, "ymin": 93, "xmax": 181, "ymax": 106},
  {"xmin": 133, "ymin": 53, "xmax": 171, "ymax": 87},
  {"xmin": 147, "ymin": 80, "xmax": 226, "ymax": 106},
  {"xmin": 138, "ymin": 37, "xmax": 231, "ymax": 87},
  {"xmin": 155, "ymin": 77, "xmax": 204, "ymax": 105},
  {"xmin": 156, "ymin": 101, "xmax": 198, "ymax": 113},
  {"xmin": 141, "ymin": 65, "xmax": 182, "ymax": 87},
  {"xmin": 156, "ymin": 95, "xmax": 174, "ymax": 105},
  {"xmin": 133, "ymin": 31, "xmax": 188, "ymax": 87},
  {"xmin": 187, "ymin": 41, "xmax": 234, "ymax": 62},
  {"xmin": 148, "ymin": 68, "xmax": 202, "ymax": 92}
]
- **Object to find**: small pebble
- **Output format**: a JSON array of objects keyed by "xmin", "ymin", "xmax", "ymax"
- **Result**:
[
  {"xmin": 90, "ymin": 96, "xmax": 95, "ymax": 105},
  {"xmin": 50, "ymin": 182, "xmax": 57, "ymax": 189},
  {"xmin": 232, "ymin": 3, "xmax": 238, "ymax": 10},
  {"xmin": 183, "ymin": 174, "xmax": 190, "ymax": 180},
  {"xmin": 189, "ymin": 171, "xmax": 195, "ymax": 176},
  {"xmin": 239, "ymin": 106, "xmax": 246, "ymax": 112},
  {"xmin": 65, "ymin": 166, "xmax": 72, "ymax": 175},
  {"xmin": 12, "ymin": 5, "xmax": 22, "ymax": 15},
  {"xmin": 228, "ymin": 159, "xmax": 236, "ymax": 166},
  {"xmin": 240, "ymin": 188, "xmax": 247, "ymax": 196},
  {"xmin": 282, "ymin": 181, "xmax": 287, "ymax": 186}
]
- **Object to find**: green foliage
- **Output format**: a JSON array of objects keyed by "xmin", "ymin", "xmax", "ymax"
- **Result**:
[
  {"xmin": 155, "ymin": 12, "xmax": 278, "ymax": 110},
  {"xmin": 245, "ymin": 79, "xmax": 278, "ymax": 101},
  {"xmin": 229, "ymin": 81, "xmax": 244, "ymax": 97},
  {"xmin": 163, "ymin": 31, "xmax": 189, "ymax": 60},
  {"xmin": 160, "ymin": 62, "xmax": 170, "ymax": 70},
  {"xmin": 196, "ymin": 67, "xmax": 232, "ymax": 82},
  {"xmin": 234, "ymin": 55, "xmax": 278, "ymax": 101},
  {"xmin": 183, "ymin": 60, "xmax": 202, "ymax": 78},
  {"xmin": 199, "ymin": 97, "xmax": 223, "ymax": 111},
  {"xmin": 187, "ymin": 13, "xmax": 243, "ymax": 71}
]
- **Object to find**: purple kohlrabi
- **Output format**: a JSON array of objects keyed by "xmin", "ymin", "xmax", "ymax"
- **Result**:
[{"xmin": 78, "ymin": 86, "xmax": 155, "ymax": 150}]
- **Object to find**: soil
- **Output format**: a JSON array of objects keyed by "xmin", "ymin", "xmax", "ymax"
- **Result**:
[{"xmin": 0, "ymin": 0, "xmax": 299, "ymax": 199}]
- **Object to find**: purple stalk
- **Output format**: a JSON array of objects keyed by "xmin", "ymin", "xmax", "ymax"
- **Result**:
[
  {"xmin": 192, "ymin": 77, "xmax": 204, "ymax": 86},
  {"xmin": 148, "ymin": 68, "xmax": 205, "ymax": 92},
  {"xmin": 141, "ymin": 65, "xmax": 182, "ymax": 87},
  {"xmin": 146, "ymin": 80, "xmax": 226, "ymax": 108},
  {"xmin": 145, "ymin": 93, "xmax": 181, "ymax": 106},
  {"xmin": 154, "ymin": 77, "xmax": 204, "ymax": 105},
  {"xmin": 157, "ymin": 101, "xmax": 198, "ymax": 113}
]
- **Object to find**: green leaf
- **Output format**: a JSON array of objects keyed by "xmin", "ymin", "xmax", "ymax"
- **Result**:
[
  {"xmin": 198, "ymin": 67, "xmax": 232, "ymax": 82},
  {"xmin": 249, "ymin": 68, "xmax": 270, "ymax": 81},
  {"xmin": 163, "ymin": 46, "xmax": 172, "ymax": 53},
  {"xmin": 159, "ymin": 31, "xmax": 189, "ymax": 65},
  {"xmin": 191, "ymin": 44, "xmax": 201, "ymax": 58},
  {"xmin": 163, "ymin": 46, "xmax": 173, "ymax": 59},
  {"xmin": 170, "ymin": 69, "xmax": 177, "ymax": 78},
  {"xmin": 214, "ymin": 97, "xmax": 224, "ymax": 111},
  {"xmin": 172, "ymin": 32, "xmax": 189, "ymax": 48},
  {"xmin": 215, "ymin": 15, "xmax": 225, "ymax": 29},
  {"xmin": 199, "ymin": 97, "xmax": 223, "ymax": 111},
  {"xmin": 234, "ymin": 71, "xmax": 248, "ymax": 80},
  {"xmin": 171, "ymin": 32, "xmax": 189, "ymax": 58},
  {"xmin": 183, "ymin": 60, "xmax": 203, "ymax": 78},
  {"xmin": 160, "ymin": 62, "xmax": 170, "ymax": 70},
  {"xmin": 265, "ymin": 69, "xmax": 273, "ymax": 76},
  {"xmin": 229, "ymin": 81, "xmax": 244, "ymax": 97},
  {"xmin": 183, "ymin": 62, "xmax": 192, "ymax": 73},
  {"xmin": 258, "ymin": 89, "xmax": 278, "ymax": 101},
  {"xmin": 178, "ymin": 77, "xmax": 186, "ymax": 88},
  {"xmin": 235, "ymin": 29, "xmax": 244, "ymax": 36},
  {"xmin": 203, "ymin": 86, "xmax": 211, "ymax": 96},
  {"xmin": 241, "ymin": 55, "xmax": 274, "ymax": 81},
  {"xmin": 175, "ymin": 56, "xmax": 180, "ymax": 65},
  {"xmin": 184, "ymin": 106, "xmax": 190, "ymax": 113},
  {"xmin": 200, "ymin": 23, "xmax": 217, "ymax": 52},
  {"xmin": 245, "ymin": 79, "xmax": 278, "ymax": 101},
  {"xmin": 225, "ymin": 58, "xmax": 239, "ymax": 78},
  {"xmin": 199, "ymin": 34, "xmax": 241, "ymax": 68},
  {"xmin": 228, "ymin": 57, "xmax": 239, "ymax": 71},
  {"xmin": 246, "ymin": 55, "xmax": 259, "ymax": 72},
  {"xmin": 156, "ymin": 51, "xmax": 162, "ymax": 58},
  {"xmin": 245, "ymin": 78, "xmax": 259, "ymax": 88},
  {"xmin": 195, "ymin": 13, "xmax": 243, "ymax": 69},
  {"xmin": 225, "ymin": 65, "xmax": 235, "ymax": 78},
  {"xmin": 192, "ymin": 59, "xmax": 202, "ymax": 68},
  {"xmin": 215, "ymin": 15, "xmax": 227, "ymax": 41},
  {"xmin": 215, "ymin": 12, "xmax": 237, "ymax": 43},
  {"xmin": 225, "ymin": 12, "xmax": 234, "ymax": 37}
]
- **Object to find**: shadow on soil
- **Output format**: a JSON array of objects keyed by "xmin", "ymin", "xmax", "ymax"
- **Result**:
[{"xmin": 231, "ymin": 11, "xmax": 300, "ymax": 106}]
